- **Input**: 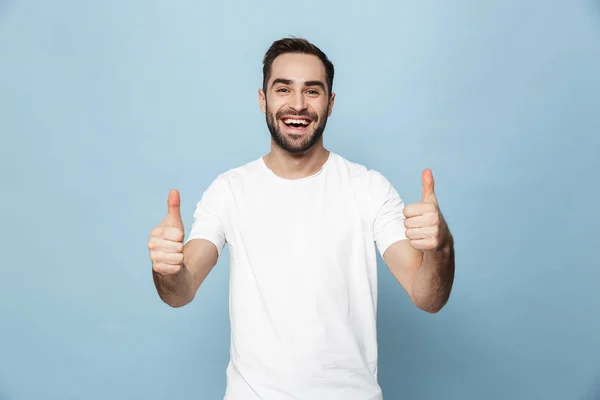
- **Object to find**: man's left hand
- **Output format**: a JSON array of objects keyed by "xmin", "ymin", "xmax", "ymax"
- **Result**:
[{"xmin": 403, "ymin": 169, "xmax": 449, "ymax": 252}]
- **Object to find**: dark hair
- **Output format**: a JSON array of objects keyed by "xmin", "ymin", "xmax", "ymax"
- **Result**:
[{"xmin": 262, "ymin": 37, "xmax": 335, "ymax": 95}]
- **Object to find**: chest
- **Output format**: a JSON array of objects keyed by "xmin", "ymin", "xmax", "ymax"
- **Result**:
[
  {"xmin": 235, "ymin": 182, "xmax": 368, "ymax": 252},
  {"xmin": 221, "ymin": 176, "xmax": 378, "ymax": 318}
]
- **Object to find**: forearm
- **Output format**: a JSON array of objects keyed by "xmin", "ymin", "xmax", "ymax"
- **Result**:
[
  {"xmin": 411, "ymin": 235, "xmax": 455, "ymax": 313},
  {"xmin": 152, "ymin": 239, "xmax": 219, "ymax": 307},
  {"xmin": 153, "ymin": 265, "xmax": 195, "ymax": 307}
]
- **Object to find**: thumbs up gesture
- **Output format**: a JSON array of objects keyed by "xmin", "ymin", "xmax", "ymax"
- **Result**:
[
  {"xmin": 148, "ymin": 189, "xmax": 185, "ymax": 275},
  {"xmin": 403, "ymin": 169, "xmax": 449, "ymax": 252}
]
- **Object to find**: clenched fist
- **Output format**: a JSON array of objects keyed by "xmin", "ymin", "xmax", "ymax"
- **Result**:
[
  {"xmin": 148, "ymin": 189, "xmax": 185, "ymax": 275},
  {"xmin": 403, "ymin": 169, "xmax": 449, "ymax": 252}
]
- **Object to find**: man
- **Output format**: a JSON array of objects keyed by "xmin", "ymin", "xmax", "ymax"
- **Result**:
[{"xmin": 147, "ymin": 37, "xmax": 455, "ymax": 400}]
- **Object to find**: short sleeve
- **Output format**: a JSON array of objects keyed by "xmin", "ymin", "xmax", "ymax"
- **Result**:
[
  {"xmin": 185, "ymin": 176, "xmax": 228, "ymax": 256},
  {"xmin": 369, "ymin": 170, "xmax": 408, "ymax": 257}
]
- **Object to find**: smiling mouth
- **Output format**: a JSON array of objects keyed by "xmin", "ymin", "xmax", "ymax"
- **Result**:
[{"xmin": 280, "ymin": 117, "xmax": 312, "ymax": 131}]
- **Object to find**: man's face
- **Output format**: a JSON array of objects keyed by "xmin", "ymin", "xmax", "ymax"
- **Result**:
[{"xmin": 259, "ymin": 53, "xmax": 335, "ymax": 154}]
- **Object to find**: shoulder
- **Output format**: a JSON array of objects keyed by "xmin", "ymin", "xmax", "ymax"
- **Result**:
[
  {"xmin": 209, "ymin": 156, "xmax": 264, "ymax": 187},
  {"xmin": 192, "ymin": 158, "xmax": 262, "ymax": 206}
]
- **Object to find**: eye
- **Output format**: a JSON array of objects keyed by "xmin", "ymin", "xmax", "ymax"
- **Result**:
[
  {"xmin": 276, "ymin": 88, "xmax": 289, "ymax": 93},
  {"xmin": 307, "ymin": 89, "xmax": 320, "ymax": 95}
]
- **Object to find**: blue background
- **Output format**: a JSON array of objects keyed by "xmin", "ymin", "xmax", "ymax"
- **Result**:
[{"xmin": 1, "ymin": 1, "xmax": 599, "ymax": 399}]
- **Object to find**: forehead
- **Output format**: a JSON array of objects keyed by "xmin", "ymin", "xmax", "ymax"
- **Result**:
[{"xmin": 269, "ymin": 53, "xmax": 326, "ymax": 86}]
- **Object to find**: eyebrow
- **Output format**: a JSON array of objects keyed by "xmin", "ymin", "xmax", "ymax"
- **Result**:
[{"xmin": 271, "ymin": 78, "xmax": 326, "ymax": 91}]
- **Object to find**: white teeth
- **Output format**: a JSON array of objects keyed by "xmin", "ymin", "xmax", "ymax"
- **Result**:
[{"xmin": 283, "ymin": 119, "xmax": 310, "ymax": 126}]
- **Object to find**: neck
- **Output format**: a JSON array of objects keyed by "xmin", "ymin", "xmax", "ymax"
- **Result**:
[{"xmin": 263, "ymin": 141, "xmax": 330, "ymax": 180}]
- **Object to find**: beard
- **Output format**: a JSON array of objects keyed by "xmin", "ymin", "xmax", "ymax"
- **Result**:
[{"xmin": 265, "ymin": 100, "xmax": 330, "ymax": 154}]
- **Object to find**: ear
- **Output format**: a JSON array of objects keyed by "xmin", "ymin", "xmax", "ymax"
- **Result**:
[
  {"xmin": 258, "ymin": 89, "xmax": 266, "ymax": 113},
  {"xmin": 327, "ymin": 92, "xmax": 336, "ymax": 117}
]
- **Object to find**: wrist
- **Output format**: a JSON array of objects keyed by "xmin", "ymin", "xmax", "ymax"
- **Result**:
[{"xmin": 427, "ymin": 231, "xmax": 453, "ymax": 256}]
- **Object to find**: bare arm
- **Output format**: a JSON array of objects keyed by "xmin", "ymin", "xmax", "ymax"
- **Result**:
[
  {"xmin": 382, "ymin": 168, "xmax": 455, "ymax": 313},
  {"xmin": 152, "ymin": 238, "xmax": 219, "ymax": 307},
  {"xmin": 383, "ymin": 233, "xmax": 454, "ymax": 313},
  {"xmin": 148, "ymin": 189, "xmax": 220, "ymax": 308}
]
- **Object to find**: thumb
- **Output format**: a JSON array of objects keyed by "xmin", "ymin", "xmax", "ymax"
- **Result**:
[
  {"xmin": 164, "ymin": 189, "xmax": 183, "ymax": 226},
  {"xmin": 421, "ymin": 169, "xmax": 437, "ymax": 204}
]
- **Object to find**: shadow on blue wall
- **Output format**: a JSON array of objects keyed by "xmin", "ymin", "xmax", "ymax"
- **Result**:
[
  {"xmin": 591, "ymin": 0, "xmax": 600, "ymax": 24},
  {"xmin": 0, "ymin": 380, "xmax": 11, "ymax": 400},
  {"xmin": 584, "ymin": 374, "xmax": 600, "ymax": 400}
]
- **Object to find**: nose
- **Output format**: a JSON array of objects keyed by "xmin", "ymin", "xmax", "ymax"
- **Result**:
[{"xmin": 288, "ymin": 91, "xmax": 307, "ymax": 112}]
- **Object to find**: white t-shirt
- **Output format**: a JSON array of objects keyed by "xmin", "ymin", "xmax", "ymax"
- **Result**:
[{"xmin": 186, "ymin": 151, "xmax": 408, "ymax": 400}]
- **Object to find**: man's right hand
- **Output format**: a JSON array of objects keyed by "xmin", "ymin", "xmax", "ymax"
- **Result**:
[{"xmin": 148, "ymin": 189, "xmax": 185, "ymax": 276}]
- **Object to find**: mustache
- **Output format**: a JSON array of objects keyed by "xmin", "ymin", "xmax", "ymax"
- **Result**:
[{"xmin": 275, "ymin": 109, "xmax": 318, "ymax": 121}]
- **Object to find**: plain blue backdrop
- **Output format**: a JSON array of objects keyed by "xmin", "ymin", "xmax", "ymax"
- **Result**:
[{"xmin": 1, "ymin": 1, "xmax": 599, "ymax": 399}]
